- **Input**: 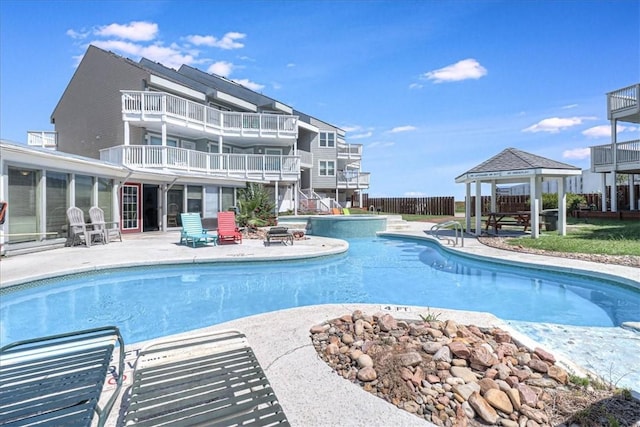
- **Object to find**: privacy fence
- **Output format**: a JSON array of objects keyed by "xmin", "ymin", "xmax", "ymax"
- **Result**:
[{"xmin": 358, "ymin": 196, "xmax": 455, "ymax": 216}]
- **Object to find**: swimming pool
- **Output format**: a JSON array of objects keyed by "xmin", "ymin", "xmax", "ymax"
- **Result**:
[{"xmin": 1, "ymin": 236, "xmax": 638, "ymax": 345}]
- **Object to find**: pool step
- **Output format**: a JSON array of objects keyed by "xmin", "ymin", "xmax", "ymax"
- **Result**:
[{"xmin": 385, "ymin": 215, "xmax": 412, "ymax": 231}]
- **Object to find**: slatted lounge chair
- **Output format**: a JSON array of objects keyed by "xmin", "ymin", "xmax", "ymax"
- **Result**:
[
  {"xmin": 67, "ymin": 206, "xmax": 104, "ymax": 247},
  {"xmin": 179, "ymin": 213, "xmax": 218, "ymax": 247},
  {"xmin": 331, "ymin": 208, "xmax": 341, "ymax": 215},
  {"xmin": 0, "ymin": 326, "xmax": 125, "ymax": 427},
  {"xmin": 264, "ymin": 227, "xmax": 293, "ymax": 246},
  {"xmin": 217, "ymin": 211, "xmax": 243, "ymax": 244},
  {"xmin": 342, "ymin": 208, "xmax": 351, "ymax": 215},
  {"xmin": 89, "ymin": 206, "xmax": 122, "ymax": 243},
  {"xmin": 123, "ymin": 330, "xmax": 290, "ymax": 426}
]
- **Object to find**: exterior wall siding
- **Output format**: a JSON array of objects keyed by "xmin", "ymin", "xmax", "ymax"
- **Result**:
[
  {"xmin": 53, "ymin": 46, "xmax": 149, "ymax": 159},
  {"xmin": 308, "ymin": 118, "xmax": 338, "ymax": 191}
]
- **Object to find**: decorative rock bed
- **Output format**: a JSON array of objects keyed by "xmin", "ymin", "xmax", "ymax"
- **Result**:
[{"xmin": 310, "ymin": 311, "xmax": 639, "ymax": 427}]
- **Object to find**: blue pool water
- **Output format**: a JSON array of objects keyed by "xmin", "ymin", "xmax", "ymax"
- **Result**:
[{"xmin": 1, "ymin": 237, "xmax": 638, "ymax": 345}]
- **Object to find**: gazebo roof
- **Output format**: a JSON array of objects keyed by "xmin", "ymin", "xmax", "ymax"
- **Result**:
[{"xmin": 455, "ymin": 148, "xmax": 581, "ymax": 183}]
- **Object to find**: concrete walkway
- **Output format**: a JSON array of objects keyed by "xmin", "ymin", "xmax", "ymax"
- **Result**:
[{"xmin": 1, "ymin": 222, "xmax": 639, "ymax": 426}]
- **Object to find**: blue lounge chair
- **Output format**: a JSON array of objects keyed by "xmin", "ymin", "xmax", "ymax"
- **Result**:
[
  {"xmin": 179, "ymin": 212, "xmax": 218, "ymax": 247},
  {"xmin": 123, "ymin": 330, "xmax": 289, "ymax": 426},
  {"xmin": 0, "ymin": 326, "xmax": 125, "ymax": 427}
]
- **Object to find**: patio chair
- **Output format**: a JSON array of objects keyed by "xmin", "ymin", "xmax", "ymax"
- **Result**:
[
  {"xmin": 123, "ymin": 330, "xmax": 289, "ymax": 426},
  {"xmin": 264, "ymin": 226, "xmax": 293, "ymax": 246},
  {"xmin": 167, "ymin": 203, "xmax": 179, "ymax": 227},
  {"xmin": 0, "ymin": 326, "xmax": 125, "ymax": 427},
  {"xmin": 217, "ymin": 211, "xmax": 243, "ymax": 244},
  {"xmin": 89, "ymin": 206, "xmax": 122, "ymax": 243},
  {"xmin": 331, "ymin": 208, "xmax": 342, "ymax": 215},
  {"xmin": 180, "ymin": 212, "xmax": 218, "ymax": 247},
  {"xmin": 67, "ymin": 206, "xmax": 104, "ymax": 247}
]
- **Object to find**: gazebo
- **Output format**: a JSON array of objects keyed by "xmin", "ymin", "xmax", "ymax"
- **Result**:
[{"xmin": 455, "ymin": 148, "xmax": 582, "ymax": 238}]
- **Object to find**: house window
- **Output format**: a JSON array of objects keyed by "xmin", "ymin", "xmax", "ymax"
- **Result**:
[
  {"xmin": 187, "ymin": 186, "xmax": 203, "ymax": 214},
  {"xmin": 319, "ymin": 160, "xmax": 335, "ymax": 176},
  {"xmin": 75, "ymin": 175, "xmax": 93, "ymax": 220},
  {"xmin": 319, "ymin": 132, "xmax": 335, "ymax": 148},
  {"xmin": 8, "ymin": 168, "xmax": 39, "ymax": 243}
]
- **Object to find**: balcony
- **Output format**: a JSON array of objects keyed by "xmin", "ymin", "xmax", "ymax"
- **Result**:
[
  {"xmin": 122, "ymin": 91, "xmax": 298, "ymax": 143},
  {"xmin": 591, "ymin": 139, "xmax": 640, "ymax": 173},
  {"xmin": 337, "ymin": 171, "xmax": 370, "ymax": 189},
  {"xmin": 607, "ymin": 84, "xmax": 640, "ymax": 123},
  {"xmin": 100, "ymin": 145, "xmax": 301, "ymax": 181},
  {"xmin": 27, "ymin": 131, "xmax": 57, "ymax": 149},
  {"xmin": 337, "ymin": 142, "xmax": 362, "ymax": 160}
]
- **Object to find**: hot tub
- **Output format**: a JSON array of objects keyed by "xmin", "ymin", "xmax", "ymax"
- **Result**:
[{"xmin": 308, "ymin": 215, "xmax": 386, "ymax": 238}]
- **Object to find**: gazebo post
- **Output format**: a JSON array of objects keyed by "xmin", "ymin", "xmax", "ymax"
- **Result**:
[
  {"xmin": 465, "ymin": 182, "xmax": 471, "ymax": 233},
  {"xmin": 490, "ymin": 181, "xmax": 497, "ymax": 213},
  {"xmin": 530, "ymin": 176, "xmax": 540, "ymax": 238},
  {"xmin": 475, "ymin": 180, "xmax": 482, "ymax": 236},
  {"xmin": 558, "ymin": 178, "xmax": 567, "ymax": 236}
]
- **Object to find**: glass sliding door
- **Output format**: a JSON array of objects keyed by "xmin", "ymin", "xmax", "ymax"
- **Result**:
[
  {"xmin": 46, "ymin": 171, "xmax": 68, "ymax": 238},
  {"xmin": 8, "ymin": 168, "xmax": 39, "ymax": 243},
  {"xmin": 75, "ymin": 175, "xmax": 93, "ymax": 221}
]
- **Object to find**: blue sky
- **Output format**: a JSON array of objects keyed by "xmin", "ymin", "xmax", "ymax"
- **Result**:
[{"xmin": 1, "ymin": 1, "xmax": 638, "ymax": 199}]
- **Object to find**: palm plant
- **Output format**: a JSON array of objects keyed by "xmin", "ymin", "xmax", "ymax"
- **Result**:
[{"xmin": 236, "ymin": 183, "xmax": 275, "ymax": 230}]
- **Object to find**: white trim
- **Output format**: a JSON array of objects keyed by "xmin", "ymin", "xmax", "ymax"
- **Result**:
[
  {"xmin": 149, "ymin": 75, "xmax": 206, "ymax": 101},
  {"xmin": 213, "ymin": 90, "xmax": 257, "ymax": 112},
  {"xmin": 297, "ymin": 120, "xmax": 319, "ymax": 133},
  {"xmin": 272, "ymin": 101, "xmax": 293, "ymax": 114}
]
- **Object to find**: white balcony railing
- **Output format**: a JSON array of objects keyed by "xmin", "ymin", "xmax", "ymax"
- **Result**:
[
  {"xmin": 122, "ymin": 91, "xmax": 298, "ymax": 139},
  {"xmin": 100, "ymin": 145, "xmax": 300, "ymax": 181},
  {"xmin": 607, "ymin": 84, "xmax": 640, "ymax": 121},
  {"xmin": 337, "ymin": 171, "xmax": 370, "ymax": 188},
  {"xmin": 337, "ymin": 143, "xmax": 362, "ymax": 159},
  {"xmin": 591, "ymin": 139, "xmax": 640, "ymax": 168},
  {"xmin": 27, "ymin": 131, "xmax": 57, "ymax": 149}
]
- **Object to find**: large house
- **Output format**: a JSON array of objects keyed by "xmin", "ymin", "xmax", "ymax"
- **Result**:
[
  {"xmin": 1, "ymin": 45, "xmax": 369, "ymax": 253},
  {"xmin": 589, "ymin": 83, "xmax": 640, "ymax": 211}
]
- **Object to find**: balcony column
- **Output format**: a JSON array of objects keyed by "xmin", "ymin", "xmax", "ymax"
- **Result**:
[
  {"xmin": 161, "ymin": 122, "xmax": 167, "ymax": 166},
  {"xmin": 274, "ymin": 182, "xmax": 279, "ymax": 217},
  {"xmin": 610, "ymin": 171, "xmax": 617, "ymax": 212},
  {"xmin": 490, "ymin": 180, "xmax": 496, "ymax": 212},
  {"xmin": 123, "ymin": 121, "xmax": 130, "ymax": 145},
  {"xmin": 465, "ymin": 182, "xmax": 471, "ymax": 234},
  {"xmin": 530, "ymin": 176, "xmax": 540, "ymax": 239},
  {"xmin": 630, "ymin": 174, "xmax": 637, "ymax": 210},
  {"xmin": 601, "ymin": 173, "xmax": 607, "ymax": 212}
]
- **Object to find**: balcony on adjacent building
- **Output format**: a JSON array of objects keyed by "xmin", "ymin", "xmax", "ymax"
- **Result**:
[
  {"xmin": 607, "ymin": 84, "xmax": 640, "ymax": 122},
  {"xmin": 100, "ymin": 145, "xmax": 301, "ymax": 182},
  {"xmin": 122, "ymin": 91, "xmax": 298, "ymax": 143},
  {"xmin": 337, "ymin": 170, "xmax": 370, "ymax": 189},
  {"xmin": 27, "ymin": 131, "xmax": 57, "ymax": 149},
  {"xmin": 337, "ymin": 142, "xmax": 362, "ymax": 160},
  {"xmin": 591, "ymin": 139, "xmax": 640, "ymax": 173}
]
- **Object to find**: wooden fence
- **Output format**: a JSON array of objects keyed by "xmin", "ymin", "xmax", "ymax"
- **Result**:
[{"xmin": 359, "ymin": 195, "xmax": 455, "ymax": 216}]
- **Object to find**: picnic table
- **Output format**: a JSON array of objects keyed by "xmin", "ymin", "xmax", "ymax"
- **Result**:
[{"xmin": 485, "ymin": 212, "xmax": 532, "ymax": 234}]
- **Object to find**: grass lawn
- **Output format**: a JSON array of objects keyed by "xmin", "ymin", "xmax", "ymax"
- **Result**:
[{"xmin": 507, "ymin": 219, "xmax": 640, "ymax": 256}]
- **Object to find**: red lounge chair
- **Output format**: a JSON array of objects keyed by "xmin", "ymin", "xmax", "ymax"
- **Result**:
[{"xmin": 217, "ymin": 211, "xmax": 243, "ymax": 244}]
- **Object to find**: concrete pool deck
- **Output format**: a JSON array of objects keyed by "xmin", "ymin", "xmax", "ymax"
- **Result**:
[{"xmin": 1, "ymin": 222, "xmax": 639, "ymax": 426}]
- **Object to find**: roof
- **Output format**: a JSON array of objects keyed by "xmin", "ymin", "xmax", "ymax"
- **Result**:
[{"xmin": 456, "ymin": 147, "xmax": 580, "ymax": 180}]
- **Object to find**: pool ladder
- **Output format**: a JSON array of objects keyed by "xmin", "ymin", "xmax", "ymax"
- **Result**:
[{"xmin": 430, "ymin": 221, "xmax": 464, "ymax": 247}]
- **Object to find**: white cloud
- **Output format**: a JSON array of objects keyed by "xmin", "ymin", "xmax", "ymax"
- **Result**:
[
  {"xmin": 232, "ymin": 78, "xmax": 264, "ymax": 91},
  {"xmin": 186, "ymin": 32, "xmax": 246, "ymax": 49},
  {"xmin": 66, "ymin": 29, "xmax": 90, "ymax": 40},
  {"xmin": 350, "ymin": 131, "xmax": 373, "ymax": 139},
  {"xmin": 389, "ymin": 125, "xmax": 417, "ymax": 133},
  {"xmin": 287, "ymin": 63, "xmax": 296, "ymax": 68},
  {"xmin": 582, "ymin": 124, "xmax": 639, "ymax": 138},
  {"xmin": 562, "ymin": 104, "xmax": 578, "ymax": 109},
  {"xmin": 582, "ymin": 125, "xmax": 611, "ymax": 138},
  {"xmin": 409, "ymin": 83, "xmax": 423, "ymax": 89},
  {"xmin": 95, "ymin": 21, "xmax": 158, "ymax": 42},
  {"xmin": 423, "ymin": 58, "xmax": 487, "ymax": 83},
  {"xmin": 562, "ymin": 148, "xmax": 591, "ymax": 160},
  {"xmin": 522, "ymin": 116, "xmax": 596, "ymax": 133},
  {"xmin": 207, "ymin": 61, "xmax": 234, "ymax": 77},
  {"xmin": 341, "ymin": 125, "xmax": 362, "ymax": 132}
]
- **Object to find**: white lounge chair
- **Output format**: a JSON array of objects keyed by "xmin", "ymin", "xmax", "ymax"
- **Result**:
[
  {"xmin": 89, "ymin": 206, "xmax": 122, "ymax": 243},
  {"xmin": 67, "ymin": 207, "xmax": 103, "ymax": 247}
]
